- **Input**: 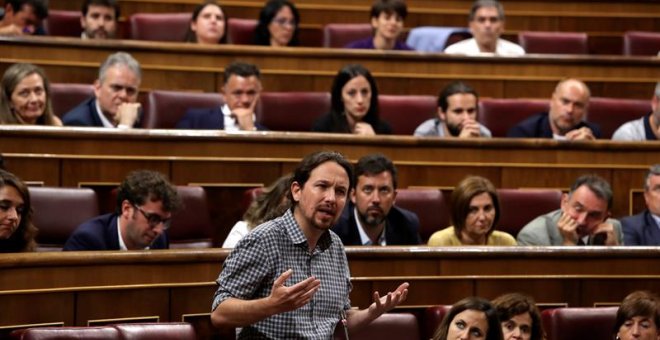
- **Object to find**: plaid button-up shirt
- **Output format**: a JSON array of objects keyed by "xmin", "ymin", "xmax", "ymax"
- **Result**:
[{"xmin": 213, "ymin": 209, "xmax": 352, "ymax": 339}]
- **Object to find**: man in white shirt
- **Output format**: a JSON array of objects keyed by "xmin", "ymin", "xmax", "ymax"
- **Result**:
[
  {"xmin": 176, "ymin": 62, "xmax": 266, "ymax": 131},
  {"xmin": 612, "ymin": 82, "xmax": 660, "ymax": 141},
  {"xmin": 444, "ymin": 0, "xmax": 525, "ymax": 57},
  {"xmin": 62, "ymin": 52, "xmax": 142, "ymax": 128}
]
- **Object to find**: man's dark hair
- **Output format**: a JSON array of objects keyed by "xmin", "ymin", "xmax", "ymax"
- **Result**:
[
  {"xmin": 437, "ymin": 81, "xmax": 479, "ymax": 112},
  {"xmin": 468, "ymin": 0, "xmax": 505, "ymax": 22},
  {"xmin": 354, "ymin": 153, "xmax": 398, "ymax": 189},
  {"xmin": 116, "ymin": 170, "xmax": 181, "ymax": 214},
  {"xmin": 223, "ymin": 62, "xmax": 261, "ymax": 85},
  {"xmin": 569, "ymin": 174, "xmax": 613, "ymax": 210},
  {"xmin": 6, "ymin": 0, "xmax": 48, "ymax": 20},
  {"xmin": 81, "ymin": 0, "xmax": 120, "ymax": 19},
  {"xmin": 288, "ymin": 151, "xmax": 354, "ymax": 206},
  {"xmin": 370, "ymin": 0, "xmax": 407, "ymax": 20}
]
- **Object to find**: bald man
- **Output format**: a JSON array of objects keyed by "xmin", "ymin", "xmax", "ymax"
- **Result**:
[{"xmin": 507, "ymin": 79, "xmax": 601, "ymax": 140}]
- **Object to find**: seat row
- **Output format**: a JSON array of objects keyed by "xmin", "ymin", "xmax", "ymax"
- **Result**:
[
  {"xmin": 10, "ymin": 322, "xmax": 195, "ymax": 339},
  {"xmin": 45, "ymin": 10, "xmax": 660, "ymax": 56},
  {"xmin": 49, "ymin": 84, "xmax": 652, "ymax": 138},
  {"xmin": 30, "ymin": 185, "xmax": 563, "ymax": 250}
]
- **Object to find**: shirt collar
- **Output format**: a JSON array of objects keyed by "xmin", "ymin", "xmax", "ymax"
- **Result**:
[
  {"xmin": 117, "ymin": 215, "xmax": 150, "ymax": 250},
  {"xmin": 95, "ymin": 99, "xmax": 116, "ymax": 128},
  {"xmin": 353, "ymin": 207, "xmax": 386, "ymax": 246},
  {"xmin": 650, "ymin": 212, "xmax": 660, "ymax": 231}
]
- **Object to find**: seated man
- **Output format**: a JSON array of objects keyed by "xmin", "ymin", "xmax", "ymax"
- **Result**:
[
  {"xmin": 62, "ymin": 52, "xmax": 143, "ymax": 128},
  {"xmin": 63, "ymin": 170, "xmax": 181, "ymax": 251},
  {"xmin": 345, "ymin": 0, "xmax": 413, "ymax": 51},
  {"xmin": 211, "ymin": 151, "xmax": 408, "ymax": 338},
  {"xmin": 507, "ymin": 78, "xmax": 601, "ymax": 140},
  {"xmin": 332, "ymin": 153, "xmax": 422, "ymax": 245},
  {"xmin": 414, "ymin": 81, "xmax": 491, "ymax": 138},
  {"xmin": 444, "ymin": 0, "xmax": 524, "ymax": 56},
  {"xmin": 612, "ymin": 82, "xmax": 659, "ymax": 141},
  {"xmin": 80, "ymin": 0, "xmax": 119, "ymax": 39},
  {"xmin": 0, "ymin": 0, "xmax": 47, "ymax": 36},
  {"xmin": 621, "ymin": 164, "xmax": 660, "ymax": 245},
  {"xmin": 517, "ymin": 174, "xmax": 623, "ymax": 246},
  {"xmin": 176, "ymin": 61, "xmax": 267, "ymax": 131}
]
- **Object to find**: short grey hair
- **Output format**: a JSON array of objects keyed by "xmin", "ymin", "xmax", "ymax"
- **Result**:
[
  {"xmin": 655, "ymin": 82, "xmax": 660, "ymax": 98},
  {"xmin": 645, "ymin": 164, "xmax": 660, "ymax": 191},
  {"xmin": 469, "ymin": 0, "xmax": 505, "ymax": 22},
  {"xmin": 569, "ymin": 174, "xmax": 613, "ymax": 210},
  {"xmin": 98, "ymin": 52, "xmax": 142, "ymax": 84}
]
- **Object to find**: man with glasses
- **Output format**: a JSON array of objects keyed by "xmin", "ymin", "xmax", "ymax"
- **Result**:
[
  {"xmin": 64, "ymin": 170, "xmax": 181, "ymax": 251},
  {"xmin": 177, "ymin": 61, "xmax": 267, "ymax": 131},
  {"xmin": 444, "ymin": 0, "xmax": 524, "ymax": 56},
  {"xmin": 62, "ymin": 52, "xmax": 143, "ymax": 128},
  {"xmin": 517, "ymin": 174, "xmax": 623, "ymax": 246}
]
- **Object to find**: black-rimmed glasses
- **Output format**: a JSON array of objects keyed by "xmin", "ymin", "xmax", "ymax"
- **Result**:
[{"xmin": 134, "ymin": 205, "xmax": 171, "ymax": 230}]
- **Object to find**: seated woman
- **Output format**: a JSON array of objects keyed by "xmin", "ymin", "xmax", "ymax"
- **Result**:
[
  {"xmin": 492, "ymin": 292, "xmax": 544, "ymax": 340},
  {"xmin": 428, "ymin": 176, "xmax": 516, "ymax": 246},
  {"xmin": 0, "ymin": 63, "xmax": 62, "ymax": 126},
  {"xmin": 184, "ymin": 0, "xmax": 227, "ymax": 44},
  {"xmin": 0, "ymin": 169, "xmax": 37, "ymax": 252},
  {"xmin": 222, "ymin": 174, "xmax": 291, "ymax": 248},
  {"xmin": 345, "ymin": 0, "xmax": 413, "ymax": 51},
  {"xmin": 253, "ymin": 0, "xmax": 300, "ymax": 47},
  {"xmin": 613, "ymin": 291, "xmax": 660, "ymax": 340},
  {"xmin": 433, "ymin": 296, "xmax": 504, "ymax": 340},
  {"xmin": 312, "ymin": 64, "xmax": 391, "ymax": 135}
]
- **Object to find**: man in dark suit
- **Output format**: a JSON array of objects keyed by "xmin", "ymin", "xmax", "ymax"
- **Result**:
[
  {"xmin": 507, "ymin": 78, "xmax": 601, "ymax": 140},
  {"xmin": 62, "ymin": 52, "xmax": 142, "ymax": 128},
  {"xmin": 332, "ymin": 154, "xmax": 422, "ymax": 245},
  {"xmin": 176, "ymin": 62, "xmax": 267, "ymax": 131},
  {"xmin": 621, "ymin": 164, "xmax": 660, "ymax": 245},
  {"xmin": 63, "ymin": 170, "xmax": 181, "ymax": 251}
]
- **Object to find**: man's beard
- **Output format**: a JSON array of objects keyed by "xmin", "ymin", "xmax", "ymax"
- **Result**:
[
  {"xmin": 447, "ymin": 122, "xmax": 461, "ymax": 137},
  {"xmin": 358, "ymin": 209, "xmax": 386, "ymax": 228}
]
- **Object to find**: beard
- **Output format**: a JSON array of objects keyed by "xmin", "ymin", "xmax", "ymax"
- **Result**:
[
  {"xmin": 358, "ymin": 207, "xmax": 386, "ymax": 228},
  {"xmin": 447, "ymin": 122, "xmax": 462, "ymax": 137}
]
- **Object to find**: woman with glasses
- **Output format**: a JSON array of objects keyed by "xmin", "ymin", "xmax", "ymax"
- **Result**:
[
  {"xmin": 0, "ymin": 169, "xmax": 37, "ymax": 253},
  {"xmin": 184, "ymin": 0, "xmax": 227, "ymax": 45},
  {"xmin": 253, "ymin": 0, "xmax": 300, "ymax": 47},
  {"xmin": 312, "ymin": 64, "xmax": 391, "ymax": 135}
]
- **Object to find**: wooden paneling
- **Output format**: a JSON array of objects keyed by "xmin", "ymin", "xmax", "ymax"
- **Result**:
[{"xmin": 1, "ymin": 37, "xmax": 658, "ymax": 99}]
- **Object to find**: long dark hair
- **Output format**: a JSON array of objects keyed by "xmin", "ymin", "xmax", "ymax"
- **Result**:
[
  {"xmin": 253, "ymin": 0, "xmax": 300, "ymax": 46},
  {"xmin": 184, "ymin": 0, "xmax": 227, "ymax": 43},
  {"xmin": 327, "ymin": 64, "xmax": 380, "ymax": 133},
  {"xmin": 0, "ymin": 169, "xmax": 37, "ymax": 253},
  {"xmin": 433, "ymin": 297, "xmax": 503, "ymax": 340}
]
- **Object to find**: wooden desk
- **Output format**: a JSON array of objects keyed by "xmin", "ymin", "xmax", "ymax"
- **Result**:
[
  {"xmin": 1, "ymin": 36, "xmax": 658, "ymax": 99},
  {"xmin": 0, "ymin": 126, "xmax": 657, "ymax": 223},
  {"xmin": 1, "ymin": 247, "xmax": 658, "ymax": 334}
]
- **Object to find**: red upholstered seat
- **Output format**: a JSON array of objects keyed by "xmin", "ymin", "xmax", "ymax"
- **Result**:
[
  {"xmin": 587, "ymin": 97, "xmax": 651, "ymax": 139},
  {"xmin": 169, "ymin": 186, "xmax": 214, "ymax": 248},
  {"xmin": 542, "ymin": 307, "xmax": 617, "ymax": 340},
  {"xmin": 50, "ymin": 83, "xmax": 94, "ymax": 118},
  {"xmin": 478, "ymin": 98, "xmax": 549, "ymax": 137},
  {"xmin": 323, "ymin": 23, "xmax": 372, "ymax": 48},
  {"xmin": 45, "ymin": 10, "xmax": 82, "ymax": 37},
  {"xmin": 518, "ymin": 31, "xmax": 589, "ymax": 55},
  {"xmin": 227, "ymin": 18, "xmax": 257, "ymax": 45},
  {"xmin": 112, "ymin": 322, "xmax": 196, "ymax": 340},
  {"xmin": 10, "ymin": 326, "xmax": 118, "ymax": 339},
  {"xmin": 623, "ymin": 31, "xmax": 660, "ymax": 56},
  {"xmin": 395, "ymin": 189, "xmax": 450, "ymax": 244},
  {"xmin": 143, "ymin": 90, "xmax": 223, "ymax": 129},
  {"xmin": 258, "ymin": 92, "xmax": 330, "ymax": 131},
  {"xmin": 496, "ymin": 188, "xmax": 562, "ymax": 238},
  {"xmin": 423, "ymin": 305, "xmax": 453, "ymax": 340},
  {"xmin": 334, "ymin": 313, "xmax": 420, "ymax": 340},
  {"xmin": 379, "ymin": 95, "xmax": 437, "ymax": 135},
  {"xmin": 29, "ymin": 187, "xmax": 99, "ymax": 251},
  {"xmin": 129, "ymin": 13, "xmax": 190, "ymax": 41}
]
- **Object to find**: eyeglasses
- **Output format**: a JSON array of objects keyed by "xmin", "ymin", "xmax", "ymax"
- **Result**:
[
  {"xmin": 273, "ymin": 18, "xmax": 296, "ymax": 27},
  {"xmin": 134, "ymin": 205, "xmax": 171, "ymax": 230}
]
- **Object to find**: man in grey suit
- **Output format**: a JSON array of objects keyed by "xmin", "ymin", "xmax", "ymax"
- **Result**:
[{"xmin": 517, "ymin": 174, "xmax": 623, "ymax": 246}]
